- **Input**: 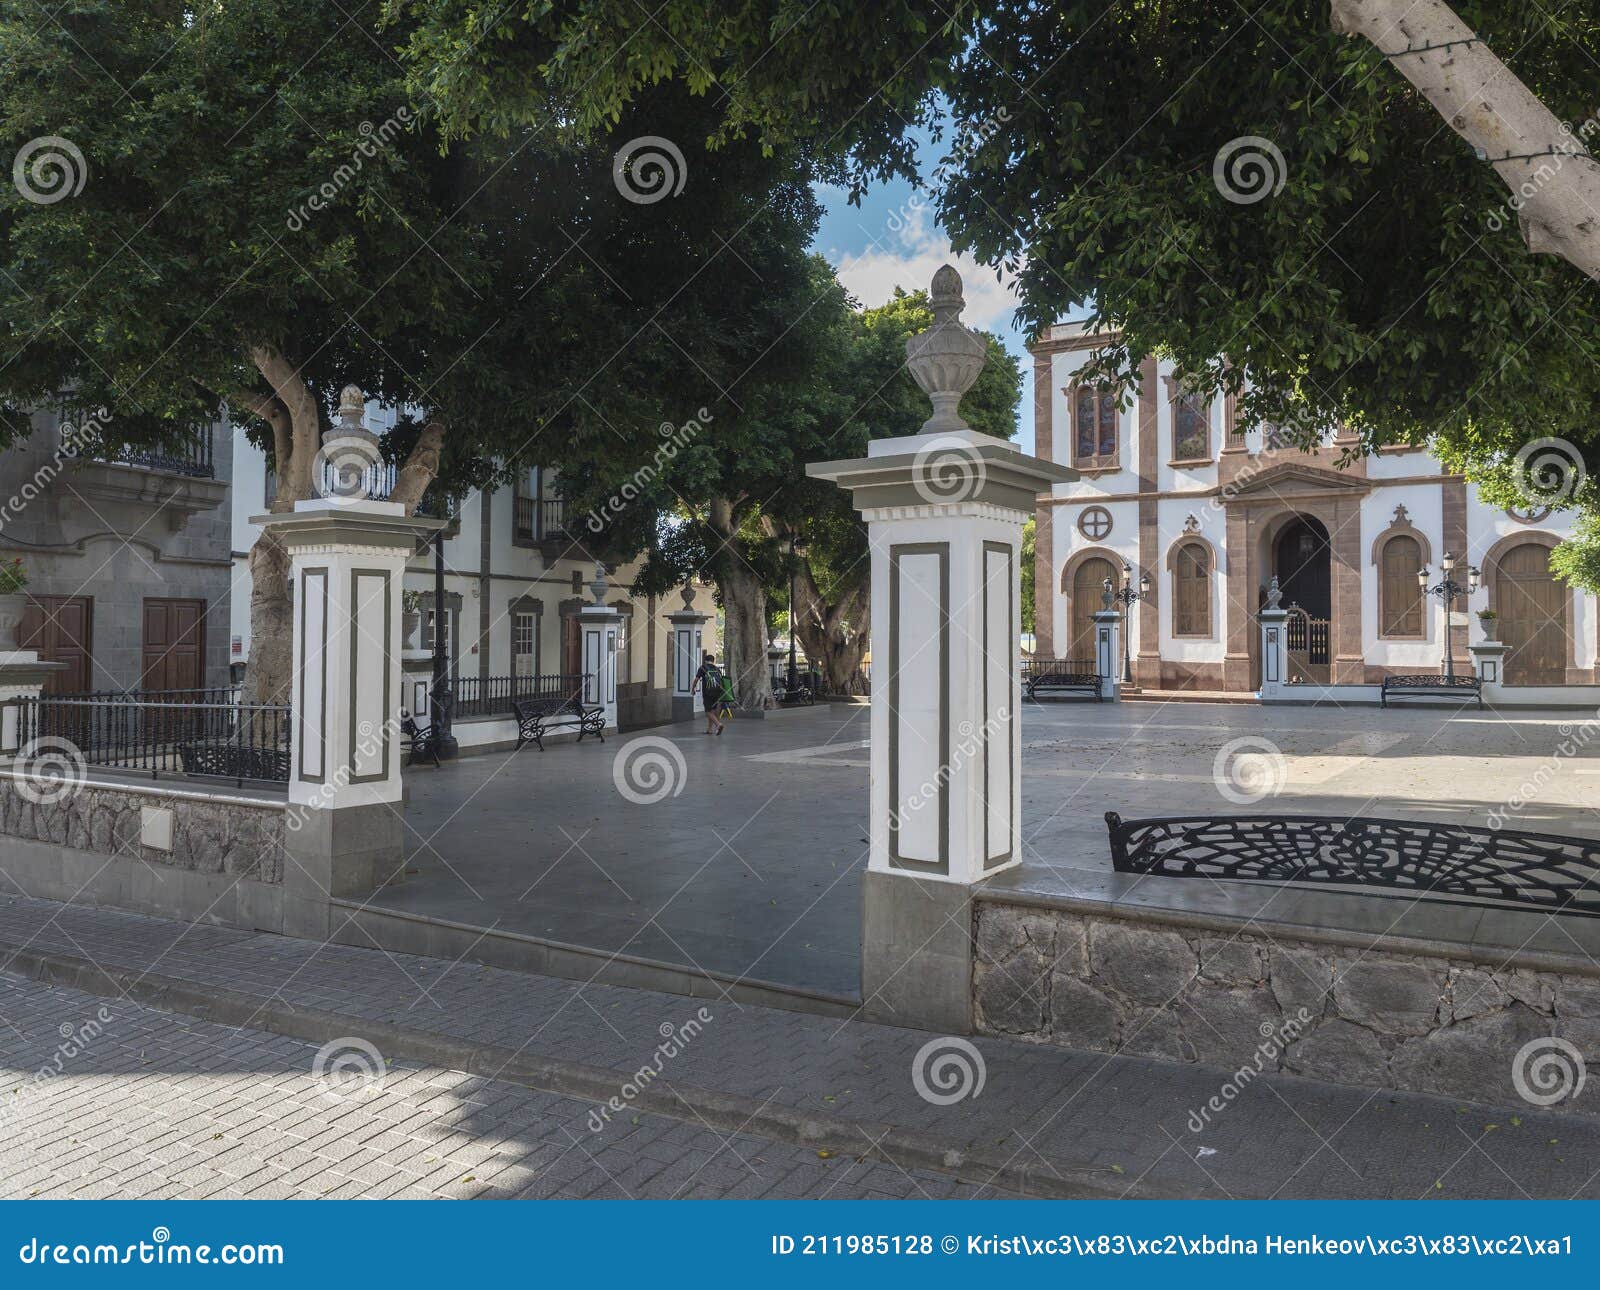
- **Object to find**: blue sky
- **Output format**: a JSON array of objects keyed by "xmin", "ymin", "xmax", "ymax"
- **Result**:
[{"xmin": 811, "ymin": 173, "xmax": 1039, "ymax": 454}]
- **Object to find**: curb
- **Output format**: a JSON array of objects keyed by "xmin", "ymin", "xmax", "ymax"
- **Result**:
[{"xmin": 0, "ymin": 939, "xmax": 1189, "ymax": 1200}]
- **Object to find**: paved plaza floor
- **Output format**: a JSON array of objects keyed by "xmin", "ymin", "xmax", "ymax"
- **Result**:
[{"xmin": 390, "ymin": 700, "xmax": 1600, "ymax": 999}]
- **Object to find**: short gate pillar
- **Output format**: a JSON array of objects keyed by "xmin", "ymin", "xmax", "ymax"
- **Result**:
[
  {"xmin": 0, "ymin": 652, "xmax": 65, "ymax": 761},
  {"xmin": 578, "ymin": 564, "xmax": 622, "ymax": 731},
  {"xmin": 666, "ymin": 584, "xmax": 710, "ymax": 723},
  {"xmin": 1258, "ymin": 578, "xmax": 1289, "ymax": 702},
  {"xmin": 257, "ymin": 499, "xmax": 442, "ymax": 938},
  {"xmin": 808, "ymin": 266, "xmax": 1076, "ymax": 1032},
  {"xmin": 1092, "ymin": 603, "xmax": 1122, "ymax": 700},
  {"xmin": 1469, "ymin": 640, "xmax": 1508, "ymax": 706}
]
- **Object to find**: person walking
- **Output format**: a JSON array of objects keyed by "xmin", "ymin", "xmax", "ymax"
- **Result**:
[{"xmin": 692, "ymin": 651, "xmax": 729, "ymax": 735}]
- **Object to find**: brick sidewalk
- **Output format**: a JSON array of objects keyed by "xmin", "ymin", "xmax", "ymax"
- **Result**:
[{"xmin": 0, "ymin": 893, "xmax": 1594, "ymax": 1199}]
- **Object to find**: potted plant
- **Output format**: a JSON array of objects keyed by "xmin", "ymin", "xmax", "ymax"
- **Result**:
[
  {"xmin": 401, "ymin": 590, "xmax": 423, "ymax": 651},
  {"xmin": 1477, "ymin": 608, "xmax": 1498, "ymax": 641},
  {"xmin": 0, "ymin": 557, "xmax": 27, "ymax": 648}
]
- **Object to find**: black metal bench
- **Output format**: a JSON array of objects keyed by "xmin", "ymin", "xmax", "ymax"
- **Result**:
[
  {"xmin": 513, "ymin": 694, "xmax": 606, "ymax": 751},
  {"xmin": 1105, "ymin": 811, "xmax": 1600, "ymax": 918},
  {"xmin": 1379, "ymin": 673, "xmax": 1482, "ymax": 708},
  {"xmin": 399, "ymin": 711, "xmax": 442, "ymax": 767},
  {"xmin": 176, "ymin": 741, "xmax": 291, "ymax": 783},
  {"xmin": 1024, "ymin": 662, "xmax": 1103, "ymax": 701}
]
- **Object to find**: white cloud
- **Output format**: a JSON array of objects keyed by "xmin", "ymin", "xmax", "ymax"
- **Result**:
[{"xmin": 826, "ymin": 204, "xmax": 1021, "ymax": 334}]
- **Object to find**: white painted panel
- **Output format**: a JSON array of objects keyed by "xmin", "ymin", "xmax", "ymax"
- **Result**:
[
  {"xmin": 983, "ymin": 547, "xmax": 1012, "ymax": 860},
  {"xmin": 896, "ymin": 551, "xmax": 944, "ymax": 864},
  {"xmin": 351, "ymin": 571, "xmax": 390, "ymax": 779},
  {"xmin": 584, "ymin": 630, "xmax": 602, "ymax": 704},
  {"xmin": 299, "ymin": 571, "xmax": 327, "ymax": 781}
]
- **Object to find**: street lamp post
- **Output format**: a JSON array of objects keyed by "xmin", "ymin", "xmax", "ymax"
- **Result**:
[
  {"xmin": 1103, "ymin": 561, "xmax": 1151, "ymax": 686},
  {"xmin": 1419, "ymin": 552, "xmax": 1480, "ymax": 681},
  {"xmin": 787, "ymin": 532, "xmax": 799, "ymax": 692}
]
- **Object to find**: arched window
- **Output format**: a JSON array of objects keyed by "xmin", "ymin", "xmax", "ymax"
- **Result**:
[
  {"xmin": 1172, "ymin": 542, "xmax": 1211, "ymax": 637},
  {"xmin": 1378, "ymin": 534, "xmax": 1424, "ymax": 638},
  {"xmin": 1070, "ymin": 386, "xmax": 1119, "ymax": 469}
]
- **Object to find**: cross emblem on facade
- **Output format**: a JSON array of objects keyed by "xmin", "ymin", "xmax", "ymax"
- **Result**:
[{"xmin": 1079, "ymin": 505, "xmax": 1113, "ymax": 541}]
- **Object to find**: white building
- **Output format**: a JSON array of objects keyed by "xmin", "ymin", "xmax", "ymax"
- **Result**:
[
  {"xmin": 1032, "ymin": 323, "xmax": 1597, "ymax": 694},
  {"xmin": 228, "ymin": 400, "xmax": 718, "ymax": 731}
]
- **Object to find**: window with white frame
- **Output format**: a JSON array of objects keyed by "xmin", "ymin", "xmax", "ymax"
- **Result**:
[{"xmin": 513, "ymin": 612, "xmax": 537, "ymax": 676}]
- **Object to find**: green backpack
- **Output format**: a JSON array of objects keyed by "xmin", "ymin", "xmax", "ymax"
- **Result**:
[{"xmin": 703, "ymin": 663, "xmax": 733, "ymax": 707}]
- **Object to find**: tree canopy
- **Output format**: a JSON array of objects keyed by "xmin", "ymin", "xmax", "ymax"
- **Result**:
[{"xmin": 397, "ymin": 0, "xmax": 1600, "ymax": 576}]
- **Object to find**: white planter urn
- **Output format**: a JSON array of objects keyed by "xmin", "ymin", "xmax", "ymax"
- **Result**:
[{"xmin": 0, "ymin": 591, "xmax": 28, "ymax": 649}]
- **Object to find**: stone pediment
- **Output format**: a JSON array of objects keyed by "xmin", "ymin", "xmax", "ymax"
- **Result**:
[{"xmin": 1221, "ymin": 460, "xmax": 1370, "ymax": 502}]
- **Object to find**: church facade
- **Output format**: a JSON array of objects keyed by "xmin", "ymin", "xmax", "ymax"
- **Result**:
[{"xmin": 1031, "ymin": 322, "xmax": 1599, "ymax": 694}]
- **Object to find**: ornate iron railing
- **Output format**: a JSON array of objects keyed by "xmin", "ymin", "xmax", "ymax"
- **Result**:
[
  {"xmin": 451, "ymin": 673, "xmax": 588, "ymax": 719},
  {"xmin": 514, "ymin": 496, "xmax": 569, "ymax": 541},
  {"xmin": 20, "ymin": 689, "xmax": 290, "ymax": 785},
  {"xmin": 1105, "ymin": 811, "xmax": 1600, "ymax": 918},
  {"xmin": 81, "ymin": 428, "xmax": 216, "ymax": 478}
]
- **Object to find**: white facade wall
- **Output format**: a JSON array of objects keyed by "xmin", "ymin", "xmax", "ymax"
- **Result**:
[{"xmin": 1035, "ymin": 322, "xmax": 1599, "ymax": 691}]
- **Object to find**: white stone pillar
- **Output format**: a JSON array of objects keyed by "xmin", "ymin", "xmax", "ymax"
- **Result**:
[
  {"xmin": 1092, "ymin": 607, "xmax": 1122, "ymax": 700},
  {"xmin": 576, "ymin": 565, "xmax": 623, "ymax": 731},
  {"xmin": 809, "ymin": 268, "xmax": 1075, "ymax": 1031},
  {"xmin": 667, "ymin": 605, "xmax": 710, "ymax": 723},
  {"xmin": 255, "ymin": 499, "xmax": 442, "ymax": 937},
  {"xmin": 1258, "ymin": 602, "xmax": 1290, "ymax": 702},
  {"xmin": 1469, "ymin": 640, "xmax": 1508, "ymax": 706},
  {"xmin": 0, "ymin": 653, "xmax": 65, "ymax": 760}
]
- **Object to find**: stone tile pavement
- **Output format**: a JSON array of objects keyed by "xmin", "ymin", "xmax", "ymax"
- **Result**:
[
  {"xmin": 0, "ymin": 974, "xmax": 996, "ymax": 1200},
  {"xmin": 0, "ymin": 894, "xmax": 1596, "ymax": 1198}
]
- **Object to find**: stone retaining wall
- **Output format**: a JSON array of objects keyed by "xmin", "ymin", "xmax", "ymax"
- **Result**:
[
  {"xmin": 973, "ymin": 901, "xmax": 1599, "ymax": 1115},
  {"xmin": 0, "ymin": 776, "xmax": 286, "ymax": 883}
]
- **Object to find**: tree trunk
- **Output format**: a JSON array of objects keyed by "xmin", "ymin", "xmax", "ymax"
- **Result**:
[
  {"xmin": 1331, "ymin": 0, "xmax": 1600, "ymax": 279},
  {"xmin": 792, "ymin": 562, "xmax": 870, "ymax": 695},
  {"xmin": 706, "ymin": 497, "xmax": 774, "ymax": 711},
  {"xmin": 242, "ymin": 528, "xmax": 294, "ymax": 706}
]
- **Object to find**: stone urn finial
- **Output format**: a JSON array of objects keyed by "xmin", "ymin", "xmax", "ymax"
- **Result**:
[
  {"xmin": 680, "ymin": 581, "xmax": 697, "ymax": 611},
  {"xmin": 1266, "ymin": 575, "xmax": 1283, "ymax": 610},
  {"xmin": 588, "ymin": 561, "xmax": 609, "ymax": 605},
  {"xmin": 905, "ymin": 265, "xmax": 988, "ymax": 434},
  {"xmin": 327, "ymin": 384, "xmax": 379, "ymax": 448}
]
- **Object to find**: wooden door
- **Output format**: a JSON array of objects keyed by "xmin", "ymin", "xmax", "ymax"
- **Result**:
[
  {"xmin": 1068, "ymin": 557, "xmax": 1116, "ymax": 664},
  {"xmin": 1497, "ymin": 544, "xmax": 1567, "ymax": 685},
  {"xmin": 561, "ymin": 614, "xmax": 583, "ymax": 677},
  {"xmin": 20, "ymin": 596, "xmax": 93, "ymax": 694},
  {"xmin": 141, "ymin": 598, "xmax": 206, "ymax": 692}
]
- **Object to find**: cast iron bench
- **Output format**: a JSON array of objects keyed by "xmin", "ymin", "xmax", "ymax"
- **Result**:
[
  {"xmin": 1379, "ymin": 673, "xmax": 1482, "ymax": 708},
  {"xmin": 1024, "ymin": 662, "xmax": 1103, "ymax": 702},
  {"xmin": 176, "ymin": 740, "xmax": 291, "ymax": 783},
  {"xmin": 512, "ymin": 694, "xmax": 606, "ymax": 751},
  {"xmin": 399, "ymin": 711, "xmax": 443, "ymax": 767}
]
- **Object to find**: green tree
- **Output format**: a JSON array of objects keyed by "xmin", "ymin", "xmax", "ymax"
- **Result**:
[
  {"xmin": 399, "ymin": 0, "xmax": 1600, "ymax": 584},
  {"xmin": 0, "ymin": 0, "xmax": 826, "ymax": 700}
]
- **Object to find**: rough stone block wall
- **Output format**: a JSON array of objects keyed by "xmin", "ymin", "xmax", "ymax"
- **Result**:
[
  {"xmin": 0, "ymin": 780, "xmax": 286, "ymax": 883},
  {"xmin": 974, "ymin": 902, "xmax": 1598, "ymax": 1114}
]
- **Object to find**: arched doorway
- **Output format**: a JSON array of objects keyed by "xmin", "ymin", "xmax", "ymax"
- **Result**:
[
  {"xmin": 1273, "ymin": 515, "xmax": 1332, "ymax": 683},
  {"xmin": 1068, "ymin": 555, "xmax": 1117, "ymax": 664},
  {"xmin": 1495, "ymin": 542, "xmax": 1568, "ymax": 685}
]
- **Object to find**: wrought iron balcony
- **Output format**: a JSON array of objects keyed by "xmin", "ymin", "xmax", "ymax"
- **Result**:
[{"xmin": 513, "ymin": 495, "xmax": 569, "ymax": 542}]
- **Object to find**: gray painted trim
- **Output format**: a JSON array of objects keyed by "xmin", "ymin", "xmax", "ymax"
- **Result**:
[
  {"xmin": 888, "ymin": 542, "xmax": 950, "ymax": 876},
  {"xmin": 347, "ymin": 567, "xmax": 392, "ymax": 786},
  {"xmin": 297, "ymin": 567, "xmax": 329, "ymax": 784},
  {"xmin": 982, "ymin": 540, "xmax": 1015, "ymax": 871}
]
